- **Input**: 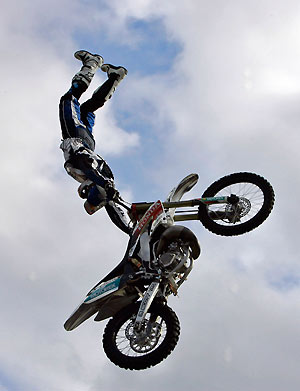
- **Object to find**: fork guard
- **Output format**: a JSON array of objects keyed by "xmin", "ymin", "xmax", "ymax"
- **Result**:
[{"xmin": 155, "ymin": 225, "xmax": 201, "ymax": 260}]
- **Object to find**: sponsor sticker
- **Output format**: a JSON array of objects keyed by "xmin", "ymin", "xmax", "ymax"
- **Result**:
[{"xmin": 84, "ymin": 277, "xmax": 121, "ymax": 303}]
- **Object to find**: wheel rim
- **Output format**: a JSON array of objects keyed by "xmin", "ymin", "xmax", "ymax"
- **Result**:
[
  {"xmin": 207, "ymin": 181, "xmax": 265, "ymax": 226},
  {"xmin": 115, "ymin": 313, "xmax": 167, "ymax": 357}
]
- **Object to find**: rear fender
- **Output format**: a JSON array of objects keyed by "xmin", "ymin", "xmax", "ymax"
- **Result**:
[{"xmin": 166, "ymin": 174, "xmax": 199, "ymax": 219}]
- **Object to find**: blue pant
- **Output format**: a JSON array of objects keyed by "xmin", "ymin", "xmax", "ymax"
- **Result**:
[
  {"xmin": 59, "ymin": 82, "xmax": 96, "ymax": 150},
  {"xmin": 59, "ymin": 77, "xmax": 116, "ymax": 145}
]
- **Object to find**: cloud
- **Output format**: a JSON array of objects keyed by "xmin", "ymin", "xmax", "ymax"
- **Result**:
[{"xmin": 1, "ymin": 0, "xmax": 300, "ymax": 390}]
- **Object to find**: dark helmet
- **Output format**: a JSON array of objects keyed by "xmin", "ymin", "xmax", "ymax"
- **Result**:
[{"xmin": 84, "ymin": 185, "xmax": 107, "ymax": 215}]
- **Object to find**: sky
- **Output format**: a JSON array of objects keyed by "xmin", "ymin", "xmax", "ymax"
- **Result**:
[{"xmin": 1, "ymin": 0, "xmax": 300, "ymax": 390}]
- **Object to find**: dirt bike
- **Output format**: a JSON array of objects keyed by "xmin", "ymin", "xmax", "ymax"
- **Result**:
[{"xmin": 64, "ymin": 172, "xmax": 274, "ymax": 370}]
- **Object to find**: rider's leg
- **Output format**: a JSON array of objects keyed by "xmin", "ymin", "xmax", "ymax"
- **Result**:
[
  {"xmin": 72, "ymin": 50, "xmax": 104, "ymax": 95},
  {"xmin": 80, "ymin": 64, "xmax": 127, "ymax": 120},
  {"xmin": 59, "ymin": 51, "xmax": 103, "ymax": 140}
]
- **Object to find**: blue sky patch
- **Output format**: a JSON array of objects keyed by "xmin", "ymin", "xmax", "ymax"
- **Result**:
[
  {"xmin": 72, "ymin": 16, "xmax": 182, "ymax": 199},
  {"xmin": 268, "ymin": 272, "xmax": 300, "ymax": 292},
  {"xmin": 0, "ymin": 370, "xmax": 24, "ymax": 391},
  {"xmin": 73, "ymin": 17, "xmax": 182, "ymax": 76}
]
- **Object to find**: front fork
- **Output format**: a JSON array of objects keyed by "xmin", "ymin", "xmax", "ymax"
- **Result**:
[{"xmin": 134, "ymin": 281, "xmax": 160, "ymax": 331}]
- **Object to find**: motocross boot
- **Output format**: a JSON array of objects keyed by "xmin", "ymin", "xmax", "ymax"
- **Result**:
[
  {"xmin": 99, "ymin": 64, "xmax": 128, "ymax": 101},
  {"xmin": 72, "ymin": 50, "xmax": 104, "ymax": 88}
]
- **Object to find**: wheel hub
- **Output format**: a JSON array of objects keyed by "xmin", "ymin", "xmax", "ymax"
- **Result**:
[
  {"xmin": 125, "ymin": 320, "xmax": 162, "ymax": 353},
  {"xmin": 225, "ymin": 197, "xmax": 251, "ymax": 222}
]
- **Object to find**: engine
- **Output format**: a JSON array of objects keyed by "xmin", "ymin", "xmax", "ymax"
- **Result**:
[{"xmin": 158, "ymin": 241, "xmax": 190, "ymax": 273}]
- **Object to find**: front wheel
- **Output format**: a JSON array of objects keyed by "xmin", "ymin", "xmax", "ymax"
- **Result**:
[
  {"xmin": 198, "ymin": 172, "xmax": 275, "ymax": 236},
  {"xmin": 102, "ymin": 302, "xmax": 180, "ymax": 370}
]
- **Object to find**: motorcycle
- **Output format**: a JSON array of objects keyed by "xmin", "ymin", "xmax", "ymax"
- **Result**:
[{"xmin": 64, "ymin": 172, "xmax": 274, "ymax": 370}]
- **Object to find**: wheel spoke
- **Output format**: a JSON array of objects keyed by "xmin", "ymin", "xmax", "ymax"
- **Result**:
[
  {"xmin": 112, "ymin": 315, "xmax": 168, "ymax": 357},
  {"xmin": 207, "ymin": 181, "xmax": 265, "ymax": 226}
]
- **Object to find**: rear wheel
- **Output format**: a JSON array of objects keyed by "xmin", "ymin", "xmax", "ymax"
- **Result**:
[
  {"xmin": 102, "ymin": 302, "xmax": 180, "ymax": 370},
  {"xmin": 198, "ymin": 172, "xmax": 274, "ymax": 236}
]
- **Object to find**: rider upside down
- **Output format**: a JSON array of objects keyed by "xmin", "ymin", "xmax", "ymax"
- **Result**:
[{"xmin": 59, "ymin": 50, "xmax": 131, "ymax": 235}]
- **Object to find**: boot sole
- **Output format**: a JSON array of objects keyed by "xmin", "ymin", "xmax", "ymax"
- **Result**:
[
  {"xmin": 101, "ymin": 64, "xmax": 128, "ymax": 75},
  {"xmin": 74, "ymin": 50, "xmax": 104, "ymax": 65}
]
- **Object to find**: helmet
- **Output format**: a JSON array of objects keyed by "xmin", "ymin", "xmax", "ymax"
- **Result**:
[{"xmin": 84, "ymin": 185, "xmax": 107, "ymax": 215}]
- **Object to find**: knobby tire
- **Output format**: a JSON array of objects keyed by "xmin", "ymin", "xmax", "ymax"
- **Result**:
[
  {"xmin": 198, "ymin": 172, "xmax": 275, "ymax": 236},
  {"xmin": 102, "ymin": 302, "xmax": 180, "ymax": 370}
]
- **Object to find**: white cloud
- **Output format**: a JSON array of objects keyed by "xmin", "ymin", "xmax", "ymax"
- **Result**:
[{"xmin": 1, "ymin": 0, "xmax": 300, "ymax": 390}]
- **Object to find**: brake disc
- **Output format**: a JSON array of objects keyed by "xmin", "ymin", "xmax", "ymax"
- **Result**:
[
  {"xmin": 225, "ymin": 197, "xmax": 251, "ymax": 222},
  {"xmin": 125, "ymin": 320, "xmax": 162, "ymax": 353}
]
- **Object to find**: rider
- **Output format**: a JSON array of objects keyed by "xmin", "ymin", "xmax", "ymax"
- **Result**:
[{"xmin": 59, "ymin": 50, "xmax": 131, "ymax": 235}]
